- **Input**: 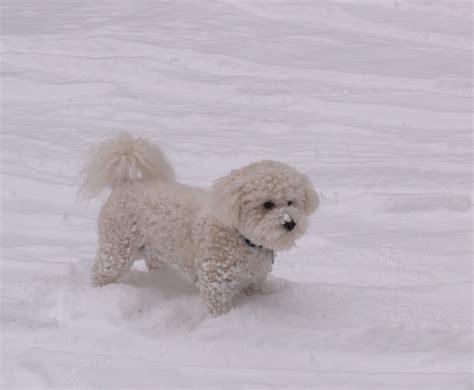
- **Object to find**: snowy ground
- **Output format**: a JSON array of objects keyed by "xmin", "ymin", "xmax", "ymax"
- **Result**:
[{"xmin": 1, "ymin": 1, "xmax": 473, "ymax": 389}]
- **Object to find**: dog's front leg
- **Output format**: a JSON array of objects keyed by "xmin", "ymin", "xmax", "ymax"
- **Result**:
[
  {"xmin": 198, "ymin": 270, "xmax": 239, "ymax": 316},
  {"xmin": 200, "ymin": 283, "xmax": 235, "ymax": 316}
]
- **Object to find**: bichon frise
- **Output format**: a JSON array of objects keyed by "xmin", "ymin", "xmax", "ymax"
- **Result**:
[{"xmin": 80, "ymin": 134, "xmax": 319, "ymax": 316}]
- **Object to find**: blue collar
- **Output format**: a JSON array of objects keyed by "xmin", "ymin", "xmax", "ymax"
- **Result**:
[{"xmin": 244, "ymin": 237, "xmax": 261, "ymax": 249}]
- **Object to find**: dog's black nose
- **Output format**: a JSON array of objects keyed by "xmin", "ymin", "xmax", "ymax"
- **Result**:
[{"xmin": 283, "ymin": 220, "xmax": 296, "ymax": 231}]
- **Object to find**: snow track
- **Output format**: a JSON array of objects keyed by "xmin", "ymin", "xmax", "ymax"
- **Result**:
[{"xmin": 1, "ymin": 1, "xmax": 472, "ymax": 388}]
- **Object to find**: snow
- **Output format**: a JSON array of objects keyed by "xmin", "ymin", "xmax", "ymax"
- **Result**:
[{"xmin": 1, "ymin": 1, "xmax": 472, "ymax": 388}]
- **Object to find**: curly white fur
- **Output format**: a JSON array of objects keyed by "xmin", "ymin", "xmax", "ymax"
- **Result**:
[
  {"xmin": 81, "ymin": 134, "xmax": 319, "ymax": 316},
  {"xmin": 79, "ymin": 133, "xmax": 175, "ymax": 198}
]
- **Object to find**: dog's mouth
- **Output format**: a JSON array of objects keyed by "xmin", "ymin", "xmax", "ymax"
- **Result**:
[{"xmin": 245, "ymin": 222, "xmax": 305, "ymax": 252}]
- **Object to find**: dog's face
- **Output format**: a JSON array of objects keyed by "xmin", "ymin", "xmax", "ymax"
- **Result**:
[{"xmin": 211, "ymin": 161, "xmax": 319, "ymax": 251}]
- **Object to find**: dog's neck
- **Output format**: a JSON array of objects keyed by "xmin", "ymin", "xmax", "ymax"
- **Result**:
[{"xmin": 241, "ymin": 234, "xmax": 275, "ymax": 264}]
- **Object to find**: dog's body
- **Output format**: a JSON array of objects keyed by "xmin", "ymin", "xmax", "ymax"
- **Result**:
[{"xmin": 81, "ymin": 134, "xmax": 318, "ymax": 315}]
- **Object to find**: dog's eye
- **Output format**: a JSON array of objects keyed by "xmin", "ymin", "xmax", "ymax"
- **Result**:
[
  {"xmin": 263, "ymin": 201, "xmax": 275, "ymax": 210},
  {"xmin": 287, "ymin": 201, "xmax": 293, "ymax": 206}
]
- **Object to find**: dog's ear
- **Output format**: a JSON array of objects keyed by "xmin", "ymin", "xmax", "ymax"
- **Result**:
[
  {"xmin": 210, "ymin": 169, "xmax": 244, "ymax": 227},
  {"xmin": 302, "ymin": 174, "xmax": 319, "ymax": 215}
]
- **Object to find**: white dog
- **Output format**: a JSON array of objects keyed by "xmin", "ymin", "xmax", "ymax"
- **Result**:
[{"xmin": 80, "ymin": 134, "xmax": 319, "ymax": 316}]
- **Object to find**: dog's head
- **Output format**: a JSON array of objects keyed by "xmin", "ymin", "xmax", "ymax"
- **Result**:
[{"xmin": 210, "ymin": 161, "xmax": 319, "ymax": 251}]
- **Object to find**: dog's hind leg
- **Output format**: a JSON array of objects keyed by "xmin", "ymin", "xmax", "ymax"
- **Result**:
[{"xmin": 91, "ymin": 235, "xmax": 136, "ymax": 286}]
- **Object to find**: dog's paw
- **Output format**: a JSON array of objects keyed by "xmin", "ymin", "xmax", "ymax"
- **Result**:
[
  {"xmin": 90, "ymin": 273, "xmax": 115, "ymax": 287},
  {"xmin": 205, "ymin": 301, "xmax": 233, "ymax": 317},
  {"xmin": 242, "ymin": 284, "xmax": 264, "ymax": 296},
  {"xmin": 208, "ymin": 306, "xmax": 231, "ymax": 317},
  {"xmin": 91, "ymin": 278, "xmax": 108, "ymax": 287}
]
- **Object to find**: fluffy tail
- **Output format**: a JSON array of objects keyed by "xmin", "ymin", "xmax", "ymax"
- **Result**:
[{"xmin": 79, "ymin": 133, "xmax": 175, "ymax": 198}]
